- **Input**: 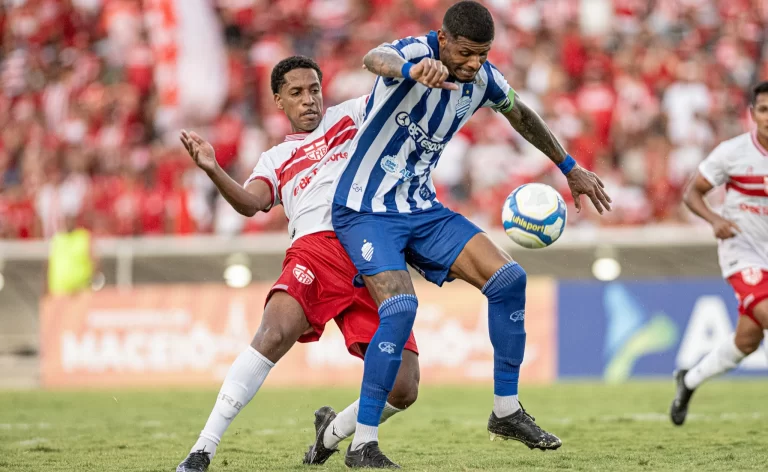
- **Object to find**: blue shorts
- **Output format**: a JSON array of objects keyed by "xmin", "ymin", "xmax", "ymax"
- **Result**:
[{"xmin": 332, "ymin": 203, "xmax": 483, "ymax": 286}]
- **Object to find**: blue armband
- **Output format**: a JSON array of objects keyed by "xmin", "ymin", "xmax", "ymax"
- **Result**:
[
  {"xmin": 557, "ymin": 155, "xmax": 576, "ymax": 175},
  {"xmin": 401, "ymin": 62, "xmax": 414, "ymax": 82}
]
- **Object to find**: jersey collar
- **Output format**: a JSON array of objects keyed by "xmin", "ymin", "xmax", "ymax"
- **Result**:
[
  {"xmin": 284, "ymin": 133, "xmax": 310, "ymax": 142},
  {"xmin": 427, "ymin": 30, "xmax": 440, "ymax": 60},
  {"xmin": 750, "ymin": 130, "xmax": 768, "ymax": 157}
]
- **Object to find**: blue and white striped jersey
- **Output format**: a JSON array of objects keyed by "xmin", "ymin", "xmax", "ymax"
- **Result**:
[{"xmin": 332, "ymin": 30, "xmax": 515, "ymax": 213}]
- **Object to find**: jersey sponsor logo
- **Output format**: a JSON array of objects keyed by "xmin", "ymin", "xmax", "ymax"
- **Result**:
[
  {"xmin": 741, "ymin": 267, "xmax": 763, "ymax": 286},
  {"xmin": 381, "ymin": 155, "xmax": 399, "ymax": 173},
  {"xmin": 380, "ymin": 155, "xmax": 415, "ymax": 181},
  {"xmin": 291, "ymin": 152, "xmax": 350, "ymax": 197},
  {"xmin": 395, "ymin": 112, "xmax": 446, "ymax": 153},
  {"xmin": 510, "ymin": 310, "xmax": 525, "ymax": 322},
  {"xmin": 378, "ymin": 342, "xmax": 396, "ymax": 354},
  {"xmin": 361, "ymin": 240, "xmax": 374, "ymax": 262},
  {"xmin": 456, "ymin": 95, "xmax": 472, "ymax": 119},
  {"xmin": 293, "ymin": 264, "xmax": 315, "ymax": 285},
  {"xmin": 738, "ymin": 202, "xmax": 768, "ymax": 215}
]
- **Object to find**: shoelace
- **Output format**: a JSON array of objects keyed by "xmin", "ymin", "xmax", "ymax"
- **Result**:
[{"xmin": 517, "ymin": 403, "xmax": 547, "ymax": 436}]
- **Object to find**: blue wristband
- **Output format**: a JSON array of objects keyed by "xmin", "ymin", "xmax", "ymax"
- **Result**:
[
  {"xmin": 557, "ymin": 155, "xmax": 576, "ymax": 175},
  {"xmin": 401, "ymin": 62, "xmax": 414, "ymax": 82}
]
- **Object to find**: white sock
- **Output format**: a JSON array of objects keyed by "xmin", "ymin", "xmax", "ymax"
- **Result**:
[
  {"xmin": 190, "ymin": 346, "xmax": 274, "ymax": 458},
  {"xmin": 350, "ymin": 423, "xmax": 378, "ymax": 451},
  {"xmin": 493, "ymin": 394, "xmax": 520, "ymax": 418},
  {"xmin": 684, "ymin": 337, "xmax": 745, "ymax": 390},
  {"xmin": 323, "ymin": 400, "xmax": 403, "ymax": 449}
]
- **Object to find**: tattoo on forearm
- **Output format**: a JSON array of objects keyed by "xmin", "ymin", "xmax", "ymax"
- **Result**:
[
  {"xmin": 363, "ymin": 47, "xmax": 406, "ymax": 78},
  {"xmin": 506, "ymin": 100, "xmax": 567, "ymax": 164}
]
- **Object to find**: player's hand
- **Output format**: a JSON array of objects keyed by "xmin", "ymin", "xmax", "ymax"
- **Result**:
[
  {"xmin": 566, "ymin": 165, "xmax": 612, "ymax": 214},
  {"xmin": 408, "ymin": 58, "xmax": 459, "ymax": 90},
  {"xmin": 180, "ymin": 130, "xmax": 217, "ymax": 174},
  {"xmin": 711, "ymin": 216, "xmax": 740, "ymax": 239}
]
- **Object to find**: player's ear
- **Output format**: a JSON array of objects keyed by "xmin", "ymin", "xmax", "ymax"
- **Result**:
[
  {"xmin": 274, "ymin": 93, "xmax": 283, "ymax": 110},
  {"xmin": 437, "ymin": 29, "xmax": 448, "ymax": 48}
]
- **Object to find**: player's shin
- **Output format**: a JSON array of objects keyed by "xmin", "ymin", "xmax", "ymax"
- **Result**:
[
  {"xmin": 482, "ymin": 262, "xmax": 527, "ymax": 417},
  {"xmin": 684, "ymin": 335, "xmax": 746, "ymax": 390},
  {"xmin": 351, "ymin": 295, "xmax": 418, "ymax": 451},
  {"xmin": 190, "ymin": 346, "xmax": 274, "ymax": 458}
]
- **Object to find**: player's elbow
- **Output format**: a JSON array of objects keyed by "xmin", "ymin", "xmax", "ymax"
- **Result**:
[
  {"xmin": 240, "ymin": 206, "xmax": 258, "ymax": 217},
  {"xmin": 362, "ymin": 50, "xmax": 378, "ymax": 71}
]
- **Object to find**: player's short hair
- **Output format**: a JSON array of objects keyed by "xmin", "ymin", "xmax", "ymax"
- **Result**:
[
  {"xmin": 751, "ymin": 81, "xmax": 768, "ymax": 106},
  {"xmin": 270, "ymin": 56, "xmax": 323, "ymax": 95},
  {"xmin": 442, "ymin": 1, "xmax": 495, "ymax": 43}
]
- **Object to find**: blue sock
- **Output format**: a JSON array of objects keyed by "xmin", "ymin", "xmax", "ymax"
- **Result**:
[
  {"xmin": 482, "ymin": 262, "xmax": 527, "ymax": 397},
  {"xmin": 357, "ymin": 294, "xmax": 418, "ymax": 427}
]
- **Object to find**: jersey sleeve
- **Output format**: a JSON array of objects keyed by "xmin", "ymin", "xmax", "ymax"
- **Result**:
[
  {"xmin": 698, "ymin": 142, "xmax": 730, "ymax": 187},
  {"xmin": 481, "ymin": 63, "xmax": 516, "ymax": 113},
  {"xmin": 380, "ymin": 36, "xmax": 433, "ymax": 87},
  {"xmin": 340, "ymin": 95, "xmax": 368, "ymax": 127},
  {"xmin": 384, "ymin": 36, "xmax": 433, "ymax": 62},
  {"xmin": 244, "ymin": 152, "xmax": 280, "ymax": 210}
]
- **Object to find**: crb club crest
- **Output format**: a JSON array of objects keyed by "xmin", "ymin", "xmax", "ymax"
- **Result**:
[
  {"xmin": 741, "ymin": 267, "xmax": 763, "ymax": 286},
  {"xmin": 378, "ymin": 342, "xmax": 396, "ymax": 354},
  {"xmin": 303, "ymin": 140, "xmax": 328, "ymax": 161},
  {"xmin": 293, "ymin": 264, "xmax": 315, "ymax": 285}
]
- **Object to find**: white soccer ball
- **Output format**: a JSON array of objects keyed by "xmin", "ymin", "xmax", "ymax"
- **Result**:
[{"xmin": 502, "ymin": 183, "xmax": 567, "ymax": 249}]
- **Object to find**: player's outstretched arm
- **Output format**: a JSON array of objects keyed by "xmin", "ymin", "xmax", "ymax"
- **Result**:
[
  {"xmin": 684, "ymin": 172, "xmax": 740, "ymax": 239},
  {"xmin": 502, "ymin": 94, "xmax": 612, "ymax": 214},
  {"xmin": 180, "ymin": 130, "xmax": 272, "ymax": 217},
  {"xmin": 363, "ymin": 46, "xmax": 458, "ymax": 90}
]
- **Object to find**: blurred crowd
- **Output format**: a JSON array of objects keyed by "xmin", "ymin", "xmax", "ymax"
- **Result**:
[{"xmin": 1, "ymin": 0, "xmax": 767, "ymax": 239}]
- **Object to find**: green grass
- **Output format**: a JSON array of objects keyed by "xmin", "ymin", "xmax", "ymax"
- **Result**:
[{"xmin": 1, "ymin": 381, "xmax": 767, "ymax": 471}]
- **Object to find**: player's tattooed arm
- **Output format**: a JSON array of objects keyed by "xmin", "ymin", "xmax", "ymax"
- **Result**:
[
  {"xmin": 180, "ymin": 130, "xmax": 272, "ymax": 216},
  {"xmin": 503, "ymin": 94, "xmax": 612, "ymax": 214},
  {"xmin": 502, "ymin": 94, "xmax": 567, "ymax": 164},
  {"xmin": 363, "ymin": 45, "xmax": 457, "ymax": 90},
  {"xmin": 363, "ymin": 45, "xmax": 408, "ymax": 78}
]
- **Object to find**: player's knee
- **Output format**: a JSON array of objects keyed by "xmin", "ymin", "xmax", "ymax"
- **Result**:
[
  {"xmin": 734, "ymin": 332, "xmax": 761, "ymax": 355},
  {"xmin": 388, "ymin": 383, "xmax": 418, "ymax": 410},
  {"xmin": 482, "ymin": 263, "xmax": 527, "ymax": 302},
  {"xmin": 250, "ymin": 324, "xmax": 290, "ymax": 356},
  {"xmin": 388, "ymin": 364, "xmax": 419, "ymax": 409}
]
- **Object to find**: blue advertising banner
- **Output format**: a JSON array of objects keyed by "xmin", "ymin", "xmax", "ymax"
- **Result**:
[{"xmin": 557, "ymin": 279, "xmax": 768, "ymax": 381}]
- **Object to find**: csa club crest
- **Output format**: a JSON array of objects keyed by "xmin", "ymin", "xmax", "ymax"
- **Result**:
[
  {"xmin": 293, "ymin": 264, "xmax": 315, "ymax": 285},
  {"xmin": 456, "ymin": 94, "xmax": 472, "ymax": 118}
]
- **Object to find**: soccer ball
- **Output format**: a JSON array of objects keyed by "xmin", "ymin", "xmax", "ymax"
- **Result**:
[{"xmin": 502, "ymin": 183, "xmax": 567, "ymax": 249}]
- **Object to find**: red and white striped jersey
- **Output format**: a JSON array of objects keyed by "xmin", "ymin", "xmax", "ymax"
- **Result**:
[
  {"xmin": 245, "ymin": 96, "xmax": 366, "ymax": 242},
  {"xmin": 699, "ymin": 132, "xmax": 768, "ymax": 277}
]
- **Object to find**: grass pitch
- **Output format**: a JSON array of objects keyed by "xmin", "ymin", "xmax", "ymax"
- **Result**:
[{"xmin": 1, "ymin": 381, "xmax": 766, "ymax": 471}]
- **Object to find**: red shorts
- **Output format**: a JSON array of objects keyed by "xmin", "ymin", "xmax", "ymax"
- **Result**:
[
  {"xmin": 727, "ymin": 268, "xmax": 768, "ymax": 326},
  {"xmin": 266, "ymin": 231, "xmax": 418, "ymax": 359}
]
